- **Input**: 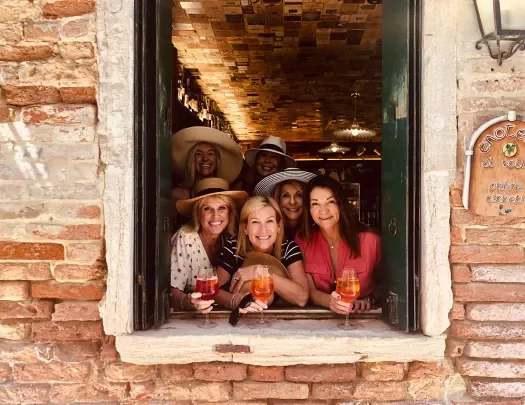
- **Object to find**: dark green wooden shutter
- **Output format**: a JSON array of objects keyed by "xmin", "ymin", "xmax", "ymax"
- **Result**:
[
  {"xmin": 134, "ymin": 0, "xmax": 173, "ymax": 330},
  {"xmin": 381, "ymin": 0, "xmax": 420, "ymax": 332}
]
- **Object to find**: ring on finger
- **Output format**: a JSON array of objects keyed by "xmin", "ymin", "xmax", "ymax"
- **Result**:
[{"xmin": 233, "ymin": 277, "xmax": 239, "ymax": 281}]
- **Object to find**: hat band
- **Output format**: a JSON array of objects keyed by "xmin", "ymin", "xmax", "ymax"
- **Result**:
[
  {"xmin": 259, "ymin": 144, "xmax": 285, "ymax": 154},
  {"xmin": 195, "ymin": 187, "xmax": 228, "ymax": 198}
]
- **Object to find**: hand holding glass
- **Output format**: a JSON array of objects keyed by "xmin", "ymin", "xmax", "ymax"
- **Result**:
[
  {"xmin": 250, "ymin": 265, "xmax": 274, "ymax": 328},
  {"xmin": 336, "ymin": 268, "xmax": 360, "ymax": 330},
  {"xmin": 195, "ymin": 267, "xmax": 219, "ymax": 329}
]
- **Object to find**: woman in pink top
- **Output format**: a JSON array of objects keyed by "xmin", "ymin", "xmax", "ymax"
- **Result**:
[{"xmin": 295, "ymin": 176, "xmax": 381, "ymax": 315}]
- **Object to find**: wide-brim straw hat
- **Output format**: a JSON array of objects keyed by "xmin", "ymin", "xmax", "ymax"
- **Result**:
[
  {"xmin": 238, "ymin": 251, "xmax": 290, "ymax": 294},
  {"xmin": 244, "ymin": 136, "xmax": 297, "ymax": 169},
  {"xmin": 253, "ymin": 167, "xmax": 317, "ymax": 196},
  {"xmin": 175, "ymin": 177, "xmax": 248, "ymax": 218},
  {"xmin": 172, "ymin": 126, "xmax": 243, "ymax": 182}
]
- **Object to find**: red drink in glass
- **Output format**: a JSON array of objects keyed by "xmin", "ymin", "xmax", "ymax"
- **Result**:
[{"xmin": 196, "ymin": 276, "xmax": 219, "ymax": 300}]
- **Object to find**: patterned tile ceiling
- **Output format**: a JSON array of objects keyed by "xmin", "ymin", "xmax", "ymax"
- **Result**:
[{"xmin": 172, "ymin": 0, "xmax": 382, "ymax": 142}]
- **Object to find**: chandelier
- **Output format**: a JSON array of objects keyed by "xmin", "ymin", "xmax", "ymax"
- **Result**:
[
  {"xmin": 333, "ymin": 92, "xmax": 377, "ymax": 139},
  {"xmin": 318, "ymin": 141, "xmax": 350, "ymax": 154}
]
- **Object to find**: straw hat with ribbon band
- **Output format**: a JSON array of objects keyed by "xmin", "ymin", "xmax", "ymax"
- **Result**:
[
  {"xmin": 175, "ymin": 178, "xmax": 248, "ymax": 218},
  {"xmin": 172, "ymin": 126, "xmax": 243, "ymax": 183},
  {"xmin": 244, "ymin": 136, "xmax": 297, "ymax": 169},
  {"xmin": 236, "ymin": 251, "xmax": 290, "ymax": 296},
  {"xmin": 253, "ymin": 167, "xmax": 317, "ymax": 197}
]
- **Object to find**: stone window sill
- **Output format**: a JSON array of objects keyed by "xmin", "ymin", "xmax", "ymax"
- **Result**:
[{"xmin": 116, "ymin": 318, "xmax": 446, "ymax": 366}]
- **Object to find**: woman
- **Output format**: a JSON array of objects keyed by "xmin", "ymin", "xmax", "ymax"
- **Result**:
[
  {"xmin": 241, "ymin": 136, "xmax": 297, "ymax": 194},
  {"xmin": 171, "ymin": 127, "xmax": 243, "ymax": 216},
  {"xmin": 295, "ymin": 176, "xmax": 381, "ymax": 315},
  {"xmin": 171, "ymin": 177, "xmax": 248, "ymax": 313},
  {"xmin": 214, "ymin": 196, "xmax": 309, "ymax": 311},
  {"xmin": 253, "ymin": 167, "xmax": 317, "ymax": 240}
]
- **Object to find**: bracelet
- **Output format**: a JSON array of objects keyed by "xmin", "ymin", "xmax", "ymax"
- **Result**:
[
  {"xmin": 180, "ymin": 293, "xmax": 190, "ymax": 310},
  {"xmin": 230, "ymin": 293, "xmax": 239, "ymax": 309}
]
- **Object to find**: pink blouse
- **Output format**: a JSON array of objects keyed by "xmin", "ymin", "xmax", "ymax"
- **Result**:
[{"xmin": 295, "ymin": 230, "xmax": 381, "ymax": 297}]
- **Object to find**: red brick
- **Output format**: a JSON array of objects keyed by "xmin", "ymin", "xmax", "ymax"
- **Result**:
[
  {"xmin": 451, "ymin": 208, "xmax": 524, "ymax": 227},
  {"xmin": 158, "ymin": 364, "xmax": 194, "ymax": 381},
  {"xmin": 0, "ymin": 281, "xmax": 29, "ymax": 300},
  {"xmin": 54, "ymin": 263, "xmax": 105, "ymax": 281},
  {"xmin": 450, "ymin": 188, "xmax": 464, "ymax": 208},
  {"xmin": 450, "ymin": 303, "xmax": 465, "ymax": 320},
  {"xmin": 457, "ymin": 358, "xmax": 525, "ymax": 378},
  {"xmin": 0, "ymin": 343, "xmax": 52, "ymax": 363},
  {"xmin": 52, "ymin": 301, "xmax": 100, "ymax": 321},
  {"xmin": 0, "ymin": 262, "xmax": 52, "ymax": 281},
  {"xmin": 466, "ymin": 228, "xmax": 525, "ymax": 245},
  {"xmin": 359, "ymin": 362, "xmax": 405, "ymax": 381},
  {"xmin": 0, "ymin": 383, "xmax": 50, "ymax": 404},
  {"xmin": 14, "ymin": 362, "xmax": 90, "ymax": 383},
  {"xmin": 450, "ymin": 320, "xmax": 525, "ymax": 340},
  {"xmin": 0, "ymin": 23, "xmax": 22, "ymax": 43},
  {"xmin": 58, "ymin": 41, "xmax": 94, "ymax": 59},
  {"xmin": 24, "ymin": 21, "xmax": 61, "ymax": 42},
  {"xmin": 43, "ymin": 0, "xmax": 96, "ymax": 18},
  {"xmin": 311, "ymin": 383, "xmax": 354, "ymax": 400},
  {"xmin": 0, "ymin": 44, "xmax": 53, "ymax": 61},
  {"xmin": 449, "ymin": 246, "xmax": 524, "ymax": 264},
  {"xmin": 61, "ymin": 19, "xmax": 90, "ymax": 38},
  {"xmin": 66, "ymin": 242, "xmax": 104, "ymax": 261},
  {"xmin": 100, "ymin": 335, "xmax": 119, "ymax": 361},
  {"xmin": 353, "ymin": 381, "xmax": 408, "ymax": 401},
  {"xmin": 60, "ymin": 86, "xmax": 96, "ymax": 103},
  {"xmin": 105, "ymin": 362, "xmax": 156, "ymax": 382},
  {"xmin": 130, "ymin": 380, "xmax": 155, "ymax": 400},
  {"xmin": 471, "ymin": 264, "xmax": 525, "ymax": 283},
  {"xmin": 0, "ymin": 203, "xmax": 43, "ymax": 220},
  {"xmin": 54, "ymin": 341, "xmax": 101, "ymax": 362},
  {"xmin": 151, "ymin": 380, "xmax": 229, "ymax": 401},
  {"xmin": 0, "ymin": 364, "xmax": 11, "ymax": 382},
  {"xmin": 467, "ymin": 303, "xmax": 525, "ymax": 322},
  {"xmin": 471, "ymin": 77, "xmax": 525, "ymax": 93},
  {"xmin": 450, "ymin": 226, "xmax": 463, "ymax": 245},
  {"xmin": 451, "ymin": 265, "xmax": 471, "ymax": 283},
  {"xmin": 470, "ymin": 380, "xmax": 525, "ymax": 398},
  {"xmin": 50, "ymin": 382, "xmax": 127, "ymax": 403},
  {"xmin": 3, "ymin": 85, "xmax": 60, "ymax": 105},
  {"xmin": 0, "ymin": 105, "xmax": 16, "ymax": 122},
  {"xmin": 0, "ymin": 242, "xmax": 64, "ymax": 260},
  {"xmin": 0, "ymin": 300, "xmax": 53, "ymax": 320},
  {"xmin": 233, "ymin": 381, "xmax": 309, "ymax": 400},
  {"xmin": 407, "ymin": 362, "xmax": 448, "ymax": 379},
  {"xmin": 46, "ymin": 203, "xmax": 101, "ymax": 219},
  {"xmin": 465, "ymin": 341, "xmax": 525, "ymax": 359},
  {"xmin": 446, "ymin": 337, "xmax": 467, "ymax": 357},
  {"xmin": 453, "ymin": 283, "xmax": 525, "ymax": 302},
  {"xmin": 248, "ymin": 366, "xmax": 284, "ymax": 381},
  {"xmin": 27, "ymin": 224, "xmax": 101, "ymax": 240},
  {"xmin": 32, "ymin": 280, "xmax": 104, "ymax": 300},
  {"xmin": 0, "ymin": 322, "xmax": 31, "ymax": 340},
  {"xmin": 194, "ymin": 362, "xmax": 247, "ymax": 381},
  {"xmin": 31, "ymin": 320, "xmax": 103, "ymax": 341},
  {"xmin": 22, "ymin": 105, "xmax": 96, "ymax": 125},
  {"xmin": 453, "ymin": 402, "xmax": 520, "ymax": 405},
  {"xmin": 285, "ymin": 364, "xmax": 356, "ymax": 382},
  {"xmin": 408, "ymin": 376, "xmax": 446, "ymax": 400}
]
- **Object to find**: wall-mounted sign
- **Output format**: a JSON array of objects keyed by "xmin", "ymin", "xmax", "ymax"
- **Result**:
[{"xmin": 463, "ymin": 111, "xmax": 525, "ymax": 217}]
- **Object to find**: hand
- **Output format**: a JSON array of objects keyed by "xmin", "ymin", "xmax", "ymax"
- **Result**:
[
  {"xmin": 350, "ymin": 298, "xmax": 371, "ymax": 313},
  {"xmin": 329, "ymin": 291, "xmax": 352, "ymax": 315},
  {"xmin": 239, "ymin": 299, "xmax": 267, "ymax": 314},
  {"xmin": 190, "ymin": 292, "xmax": 214, "ymax": 314},
  {"xmin": 229, "ymin": 265, "xmax": 256, "ymax": 293}
]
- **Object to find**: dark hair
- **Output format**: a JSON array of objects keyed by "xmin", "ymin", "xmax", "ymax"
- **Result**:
[{"xmin": 299, "ymin": 175, "xmax": 368, "ymax": 258}]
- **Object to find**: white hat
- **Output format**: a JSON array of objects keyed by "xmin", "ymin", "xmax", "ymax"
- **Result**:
[
  {"xmin": 244, "ymin": 136, "xmax": 297, "ymax": 169},
  {"xmin": 253, "ymin": 168, "xmax": 317, "ymax": 196}
]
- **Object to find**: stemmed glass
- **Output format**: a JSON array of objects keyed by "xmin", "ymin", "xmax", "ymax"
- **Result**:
[
  {"xmin": 195, "ymin": 267, "xmax": 219, "ymax": 329},
  {"xmin": 336, "ymin": 268, "xmax": 360, "ymax": 330},
  {"xmin": 249, "ymin": 265, "xmax": 274, "ymax": 328}
]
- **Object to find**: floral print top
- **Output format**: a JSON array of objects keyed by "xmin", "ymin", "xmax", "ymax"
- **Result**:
[{"xmin": 170, "ymin": 227, "xmax": 212, "ymax": 293}]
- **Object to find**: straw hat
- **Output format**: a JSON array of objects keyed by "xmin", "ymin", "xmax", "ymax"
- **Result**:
[
  {"xmin": 253, "ymin": 167, "xmax": 317, "ymax": 196},
  {"xmin": 244, "ymin": 136, "xmax": 297, "ymax": 169},
  {"xmin": 171, "ymin": 126, "xmax": 243, "ymax": 182},
  {"xmin": 175, "ymin": 177, "xmax": 248, "ymax": 218},
  {"xmin": 238, "ymin": 251, "xmax": 290, "ymax": 294}
]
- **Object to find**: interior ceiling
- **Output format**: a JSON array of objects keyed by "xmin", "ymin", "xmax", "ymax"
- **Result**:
[{"xmin": 172, "ymin": 0, "xmax": 382, "ymax": 142}]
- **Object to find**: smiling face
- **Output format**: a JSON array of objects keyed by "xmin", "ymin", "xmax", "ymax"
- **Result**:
[
  {"xmin": 309, "ymin": 186, "xmax": 340, "ymax": 231},
  {"xmin": 255, "ymin": 151, "xmax": 282, "ymax": 177},
  {"xmin": 198, "ymin": 196, "xmax": 229, "ymax": 237},
  {"xmin": 278, "ymin": 182, "xmax": 304, "ymax": 225},
  {"xmin": 194, "ymin": 142, "xmax": 218, "ymax": 178},
  {"xmin": 244, "ymin": 205, "xmax": 281, "ymax": 253}
]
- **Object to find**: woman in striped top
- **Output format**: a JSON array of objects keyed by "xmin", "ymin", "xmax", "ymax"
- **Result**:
[{"xmin": 215, "ymin": 196, "xmax": 309, "ymax": 311}]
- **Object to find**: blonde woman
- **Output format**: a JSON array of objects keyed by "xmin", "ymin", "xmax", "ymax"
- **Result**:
[
  {"xmin": 215, "ymin": 196, "xmax": 309, "ymax": 311},
  {"xmin": 171, "ymin": 178, "xmax": 248, "ymax": 313}
]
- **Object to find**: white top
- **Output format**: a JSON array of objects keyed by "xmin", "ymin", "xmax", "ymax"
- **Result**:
[{"xmin": 170, "ymin": 228, "xmax": 212, "ymax": 292}]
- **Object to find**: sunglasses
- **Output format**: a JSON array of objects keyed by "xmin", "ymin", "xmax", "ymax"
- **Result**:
[{"xmin": 229, "ymin": 293, "xmax": 254, "ymax": 326}]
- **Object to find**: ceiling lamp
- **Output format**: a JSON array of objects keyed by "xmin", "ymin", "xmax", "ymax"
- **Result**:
[
  {"xmin": 318, "ymin": 142, "xmax": 350, "ymax": 154},
  {"xmin": 333, "ymin": 92, "xmax": 377, "ymax": 139}
]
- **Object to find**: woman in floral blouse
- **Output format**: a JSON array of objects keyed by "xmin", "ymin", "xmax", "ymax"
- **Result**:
[{"xmin": 170, "ymin": 177, "xmax": 248, "ymax": 313}]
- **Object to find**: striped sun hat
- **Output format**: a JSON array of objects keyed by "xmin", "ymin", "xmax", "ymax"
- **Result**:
[{"xmin": 253, "ymin": 168, "xmax": 317, "ymax": 196}]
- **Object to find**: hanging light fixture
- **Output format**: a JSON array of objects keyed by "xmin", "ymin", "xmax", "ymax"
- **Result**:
[
  {"xmin": 333, "ymin": 92, "xmax": 377, "ymax": 139},
  {"xmin": 318, "ymin": 141, "xmax": 350, "ymax": 154}
]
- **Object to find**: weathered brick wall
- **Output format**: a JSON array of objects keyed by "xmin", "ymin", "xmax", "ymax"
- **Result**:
[{"xmin": 448, "ymin": 1, "xmax": 525, "ymax": 401}]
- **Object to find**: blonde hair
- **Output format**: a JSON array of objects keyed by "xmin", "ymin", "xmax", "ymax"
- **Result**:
[
  {"xmin": 184, "ymin": 194, "xmax": 238, "ymax": 236},
  {"xmin": 237, "ymin": 196, "xmax": 284, "ymax": 260},
  {"xmin": 185, "ymin": 142, "xmax": 221, "ymax": 187}
]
